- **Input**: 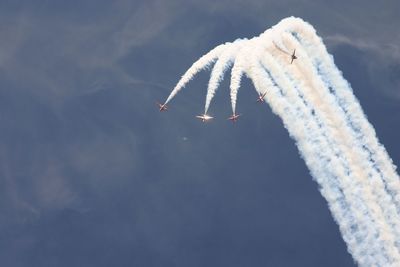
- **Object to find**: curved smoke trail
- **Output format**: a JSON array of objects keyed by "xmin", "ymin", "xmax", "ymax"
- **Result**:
[{"xmin": 163, "ymin": 17, "xmax": 400, "ymax": 266}]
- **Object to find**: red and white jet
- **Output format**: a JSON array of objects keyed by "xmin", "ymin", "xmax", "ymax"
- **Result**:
[
  {"xmin": 228, "ymin": 113, "xmax": 240, "ymax": 123},
  {"xmin": 256, "ymin": 91, "xmax": 267, "ymax": 103},
  {"xmin": 157, "ymin": 102, "xmax": 168, "ymax": 111},
  {"xmin": 290, "ymin": 49, "xmax": 297, "ymax": 64},
  {"xmin": 196, "ymin": 114, "xmax": 213, "ymax": 122}
]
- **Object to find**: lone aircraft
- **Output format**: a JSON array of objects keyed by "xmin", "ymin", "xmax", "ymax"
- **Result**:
[{"xmin": 290, "ymin": 49, "xmax": 297, "ymax": 64}]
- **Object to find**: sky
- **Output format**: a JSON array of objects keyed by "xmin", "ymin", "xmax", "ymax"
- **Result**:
[{"xmin": 0, "ymin": 1, "xmax": 399, "ymax": 266}]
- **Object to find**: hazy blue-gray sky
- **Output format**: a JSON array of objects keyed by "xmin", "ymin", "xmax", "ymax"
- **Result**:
[{"xmin": 0, "ymin": 1, "xmax": 399, "ymax": 266}]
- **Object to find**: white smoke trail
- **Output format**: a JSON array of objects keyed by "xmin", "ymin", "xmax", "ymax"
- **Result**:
[
  {"xmin": 258, "ymin": 42, "xmax": 398, "ymax": 266},
  {"xmin": 250, "ymin": 52, "xmax": 386, "ymax": 266},
  {"xmin": 274, "ymin": 19, "xmax": 400, "ymax": 248},
  {"xmin": 286, "ymin": 22, "xmax": 400, "ymax": 213},
  {"xmin": 204, "ymin": 40, "xmax": 245, "ymax": 114},
  {"xmin": 229, "ymin": 41, "xmax": 256, "ymax": 114},
  {"xmin": 164, "ymin": 43, "xmax": 229, "ymax": 105},
  {"xmin": 255, "ymin": 45, "xmax": 393, "ymax": 265},
  {"xmin": 268, "ymin": 22, "xmax": 400, "ymax": 264},
  {"xmin": 277, "ymin": 28, "xmax": 400, "ymax": 250},
  {"xmin": 163, "ymin": 17, "xmax": 400, "ymax": 266},
  {"xmin": 229, "ymin": 53, "xmax": 245, "ymax": 113}
]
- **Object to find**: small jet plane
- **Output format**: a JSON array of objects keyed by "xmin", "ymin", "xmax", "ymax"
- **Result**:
[
  {"xmin": 196, "ymin": 114, "xmax": 213, "ymax": 122},
  {"xmin": 157, "ymin": 102, "xmax": 168, "ymax": 111},
  {"xmin": 256, "ymin": 91, "xmax": 268, "ymax": 103},
  {"xmin": 228, "ymin": 113, "xmax": 240, "ymax": 123},
  {"xmin": 290, "ymin": 49, "xmax": 297, "ymax": 64}
]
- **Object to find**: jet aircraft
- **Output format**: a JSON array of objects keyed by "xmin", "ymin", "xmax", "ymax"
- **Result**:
[
  {"xmin": 196, "ymin": 114, "xmax": 213, "ymax": 122},
  {"xmin": 290, "ymin": 49, "xmax": 297, "ymax": 64},
  {"xmin": 157, "ymin": 102, "xmax": 168, "ymax": 111},
  {"xmin": 228, "ymin": 113, "xmax": 240, "ymax": 122},
  {"xmin": 257, "ymin": 91, "xmax": 268, "ymax": 103}
]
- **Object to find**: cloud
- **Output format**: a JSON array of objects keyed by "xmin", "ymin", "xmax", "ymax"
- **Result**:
[
  {"xmin": 0, "ymin": 0, "xmax": 188, "ymax": 105},
  {"xmin": 324, "ymin": 34, "xmax": 400, "ymax": 59},
  {"xmin": 323, "ymin": 34, "xmax": 400, "ymax": 100}
]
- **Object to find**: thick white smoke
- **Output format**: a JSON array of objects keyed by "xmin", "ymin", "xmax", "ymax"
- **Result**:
[{"xmin": 163, "ymin": 17, "xmax": 400, "ymax": 267}]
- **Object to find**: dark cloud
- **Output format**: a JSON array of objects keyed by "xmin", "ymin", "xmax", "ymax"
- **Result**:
[{"xmin": 0, "ymin": 0, "xmax": 399, "ymax": 266}]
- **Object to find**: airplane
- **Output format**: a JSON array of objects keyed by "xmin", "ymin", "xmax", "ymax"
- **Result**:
[
  {"xmin": 228, "ymin": 113, "xmax": 240, "ymax": 123},
  {"xmin": 256, "ymin": 91, "xmax": 267, "ymax": 103},
  {"xmin": 157, "ymin": 102, "xmax": 168, "ymax": 111},
  {"xmin": 196, "ymin": 114, "xmax": 213, "ymax": 122},
  {"xmin": 290, "ymin": 49, "xmax": 297, "ymax": 64}
]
